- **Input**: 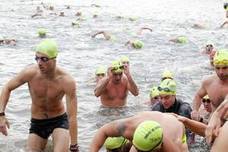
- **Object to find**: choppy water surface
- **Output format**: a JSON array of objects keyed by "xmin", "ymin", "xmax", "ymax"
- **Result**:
[{"xmin": 0, "ymin": 0, "xmax": 227, "ymax": 151}]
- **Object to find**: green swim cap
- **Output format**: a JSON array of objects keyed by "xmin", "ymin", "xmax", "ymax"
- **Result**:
[
  {"xmin": 120, "ymin": 55, "xmax": 130, "ymax": 63},
  {"xmin": 132, "ymin": 40, "xmax": 144, "ymax": 49},
  {"xmin": 213, "ymin": 49, "xmax": 228, "ymax": 66},
  {"xmin": 133, "ymin": 121, "xmax": 163, "ymax": 151},
  {"xmin": 37, "ymin": 28, "xmax": 47, "ymax": 38},
  {"xmin": 177, "ymin": 36, "xmax": 188, "ymax": 44},
  {"xmin": 111, "ymin": 60, "xmax": 124, "ymax": 73},
  {"xmin": 104, "ymin": 137, "xmax": 126, "ymax": 150},
  {"xmin": 95, "ymin": 66, "xmax": 106, "ymax": 75},
  {"xmin": 150, "ymin": 86, "xmax": 160, "ymax": 98},
  {"xmin": 36, "ymin": 39, "xmax": 58, "ymax": 58},
  {"xmin": 161, "ymin": 70, "xmax": 173, "ymax": 80},
  {"xmin": 158, "ymin": 79, "xmax": 176, "ymax": 95},
  {"xmin": 129, "ymin": 17, "xmax": 138, "ymax": 21},
  {"xmin": 72, "ymin": 21, "xmax": 80, "ymax": 28},
  {"xmin": 110, "ymin": 35, "xmax": 117, "ymax": 42}
]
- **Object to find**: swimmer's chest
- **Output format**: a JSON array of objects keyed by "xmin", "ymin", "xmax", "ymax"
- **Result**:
[
  {"xmin": 106, "ymin": 83, "xmax": 128, "ymax": 99},
  {"xmin": 28, "ymin": 78, "xmax": 64, "ymax": 99}
]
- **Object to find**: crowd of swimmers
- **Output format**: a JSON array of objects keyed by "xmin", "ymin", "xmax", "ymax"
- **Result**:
[{"xmin": 92, "ymin": 49, "xmax": 228, "ymax": 152}]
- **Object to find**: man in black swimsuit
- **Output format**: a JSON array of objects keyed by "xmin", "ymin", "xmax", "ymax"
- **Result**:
[{"xmin": 0, "ymin": 39, "xmax": 79, "ymax": 152}]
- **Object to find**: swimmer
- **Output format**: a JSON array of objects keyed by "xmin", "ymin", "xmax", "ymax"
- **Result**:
[
  {"xmin": 95, "ymin": 66, "xmax": 106, "ymax": 83},
  {"xmin": 125, "ymin": 40, "xmax": 144, "ymax": 49},
  {"xmin": 94, "ymin": 60, "xmax": 139, "ymax": 107},
  {"xmin": 0, "ymin": 39, "xmax": 79, "ymax": 152},
  {"xmin": 90, "ymin": 111, "xmax": 188, "ymax": 152},
  {"xmin": 169, "ymin": 36, "xmax": 188, "ymax": 44},
  {"xmin": 161, "ymin": 70, "xmax": 174, "ymax": 81}
]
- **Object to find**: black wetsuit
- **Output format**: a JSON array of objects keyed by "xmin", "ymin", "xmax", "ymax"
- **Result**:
[
  {"xmin": 151, "ymin": 98, "xmax": 193, "ymax": 144},
  {"xmin": 151, "ymin": 98, "xmax": 192, "ymax": 118}
]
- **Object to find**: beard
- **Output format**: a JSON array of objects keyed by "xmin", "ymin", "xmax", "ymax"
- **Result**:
[{"xmin": 218, "ymin": 74, "xmax": 228, "ymax": 81}]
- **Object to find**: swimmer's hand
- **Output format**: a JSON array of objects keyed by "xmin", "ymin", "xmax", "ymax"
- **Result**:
[
  {"xmin": 205, "ymin": 113, "xmax": 221, "ymax": 144},
  {"xmin": 191, "ymin": 110, "xmax": 200, "ymax": 121},
  {"xmin": 170, "ymin": 113, "xmax": 187, "ymax": 123},
  {"xmin": 0, "ymin": 116, "xmax": 10, "ymax": 136},
  {"xmin": 123, "ymin": 64, "xmax": 130, "ymax": 76}
]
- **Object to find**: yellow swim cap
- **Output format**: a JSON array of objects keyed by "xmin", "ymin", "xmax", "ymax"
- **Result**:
[
  {"xmin": 95, "ymin": 66, "xmax": 106, "ymax": 75},
  {"xmin": 104, "ymin": 136, "xmax": 126, "ymax": 150},
  {"xmin": 133, "ymin": 121, "xmax": 163, "ymax": 151},
  {"xmin": 36, "ymin": 39, "xmax": 58, "ymax": 58},
  {"xmin": 177, "ymin": 36, "xmax": 188, "ymax": 44},
  {"xmin": 37, "ymin": 28, "xmax": 47, "ymax": 38},
  {"xmin": 150, "ymin": 86, "xmax": 160, "ymax": 98},
  {"xmin": 110, "ymin": 35, "xmax": 117, "ymax": 42},
  {"xmin": 129, "ymin": 17, "xmax": 138, "ymax": 21},
  {"xmin": 213, "ymin": 49, "xmax": 228, "ymax": 66},
  {"xmin": 111, "ymin": 60, "xmax": 124, "ymax": 73},
  {"xmin": 161, "ymin": 70, "xmax": 174, "ymax": 80},
  {"xmin": 158, "ymin": 79, "xmax": 176, "ymax": 95},
  {"xmin": 120, "ymin": 55, "xmax": 130, "ymax": 63},
  {"xmin": 132, "ymin": 40, "xmax": 144, "ymax": 49},
  {"xmin": 203, "ymin": 95, "xmax": 209, "ymax": 100}
]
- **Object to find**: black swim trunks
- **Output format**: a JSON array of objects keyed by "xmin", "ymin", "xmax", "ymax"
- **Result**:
[{"xmin": 29, "ymin": 113, "xmax": 69, "ymax": 139}]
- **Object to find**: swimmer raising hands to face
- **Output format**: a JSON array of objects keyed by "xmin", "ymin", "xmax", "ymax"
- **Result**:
[{"xmin": 94, "ymin": 60, "xmax": 139, "ymax": 107}]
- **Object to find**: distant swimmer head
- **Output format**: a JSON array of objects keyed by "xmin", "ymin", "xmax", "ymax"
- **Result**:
[
  {"xmin": 36, "ymin": 39, "xmax": 58, "ymax": 58},
  {"xmin": 203, "ymin": 95, "xmax": 209, "ymax": 100},
  {"xmin": 133, "ymin": 120, "xmax": 163, "ymax": 151},
  {"xmin": 104, "ymin": 136, "xmax": 126, "ymax": 150},
  {"xmin": 213, "ymin": 49, "xmax": 228, "ymax": 66},
  {"xmin": 177, "ymin": 36, "xmax": 188, "ymax": 44},
  {"xmin": 95, "ymin": 65, "xmax": 106, "ymax": 76},
  {"xmin": 161, "ymin": 70, "xmax": 174, "ymax": 81},
  {"xmin": 132, "ymin": 40, "xmax": 144, "ymax": 49},
  {"xmin": 205, "ymin": 41, "xmax": 214, "ymax": 53},
  {"xmin": 37, "ymin": 28, "xmax": 47, "ymax": 38},
  {"xmin": 111, "ymin": 60, "xmax": 124, "ymax": 73},
  {"xmin": 202, "ymin": 95, "xmax": 210, "ymax": 104},
  {"xmin": 224, "ymin": 3, "xmax": 228, "ymax": 11},
  {"xmin": 158, "ymin": 79, "xmax": 176, "ymax": 95},
  {"xmin": 150, "ymin": 86, "xmax": 160, "ymax": 98},
  {"xmin": 120, "ymin": 55, "xmax": 130, "ymax": 65}
]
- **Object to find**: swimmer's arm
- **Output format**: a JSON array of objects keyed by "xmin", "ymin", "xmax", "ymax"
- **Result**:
[
  {"xmin": 137, "ymin": 27, "xmax": 152, "ymax": 35},
  {"xmin": 65, "ymin": 77, "xmax": 78, "ymax": 145},
  {"xmin": 162, "ymin": 136, "xmax": 181, "ymax": 152},
  {"xmin": 94, "ymin": 76, "xmax": 110, "ymax": 97},
  {"xmin": 214, "ymin": 97, "xmax": 228, "ymax": 120},
  {"xmin": 0, "ymin": 67, "xmax": 34, "ymax": 112},
  {"xmin": 90, "ymin": 121, "xmax": 123, "ymax": 152},
  {"xmin": 90, "ymin": 127, "xmax": 108, "ymax": 152},
  {"xmin": 91, "ymin": 31, "xmax": 105, "ymax": 38},
  {"xmin": 125, "ymin": 40, "xmax": 131, "ymax": 46},
  {"xmin": 192, "ymin": 83, "xmax": 207, "ymax": 115},
  {"xmin": 126, "ymin": 73, "xmax": 139, "ymax": 96},
  {"xmin": 140, "ymin": 27, "xmax": 152, "ymax": 32},
  {"xmin": 169, "ymin": 38, "xmax": 178, "ymax": 43},
  {"xmin": 181, "ymin": 117, "xmax": 207, "ymax": 137},
  {"xmin": 220, "ymin": 21, "xmax": 228, "ymax": 28},
  {"xmin": 91, "ymin": 31, "xmax": 111, "ymax": 40}
]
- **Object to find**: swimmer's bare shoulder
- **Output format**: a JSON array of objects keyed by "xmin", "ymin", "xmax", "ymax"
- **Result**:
[{"xmin": 13, "ymin": 64, "xmax": 38, "ymax": 82}]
